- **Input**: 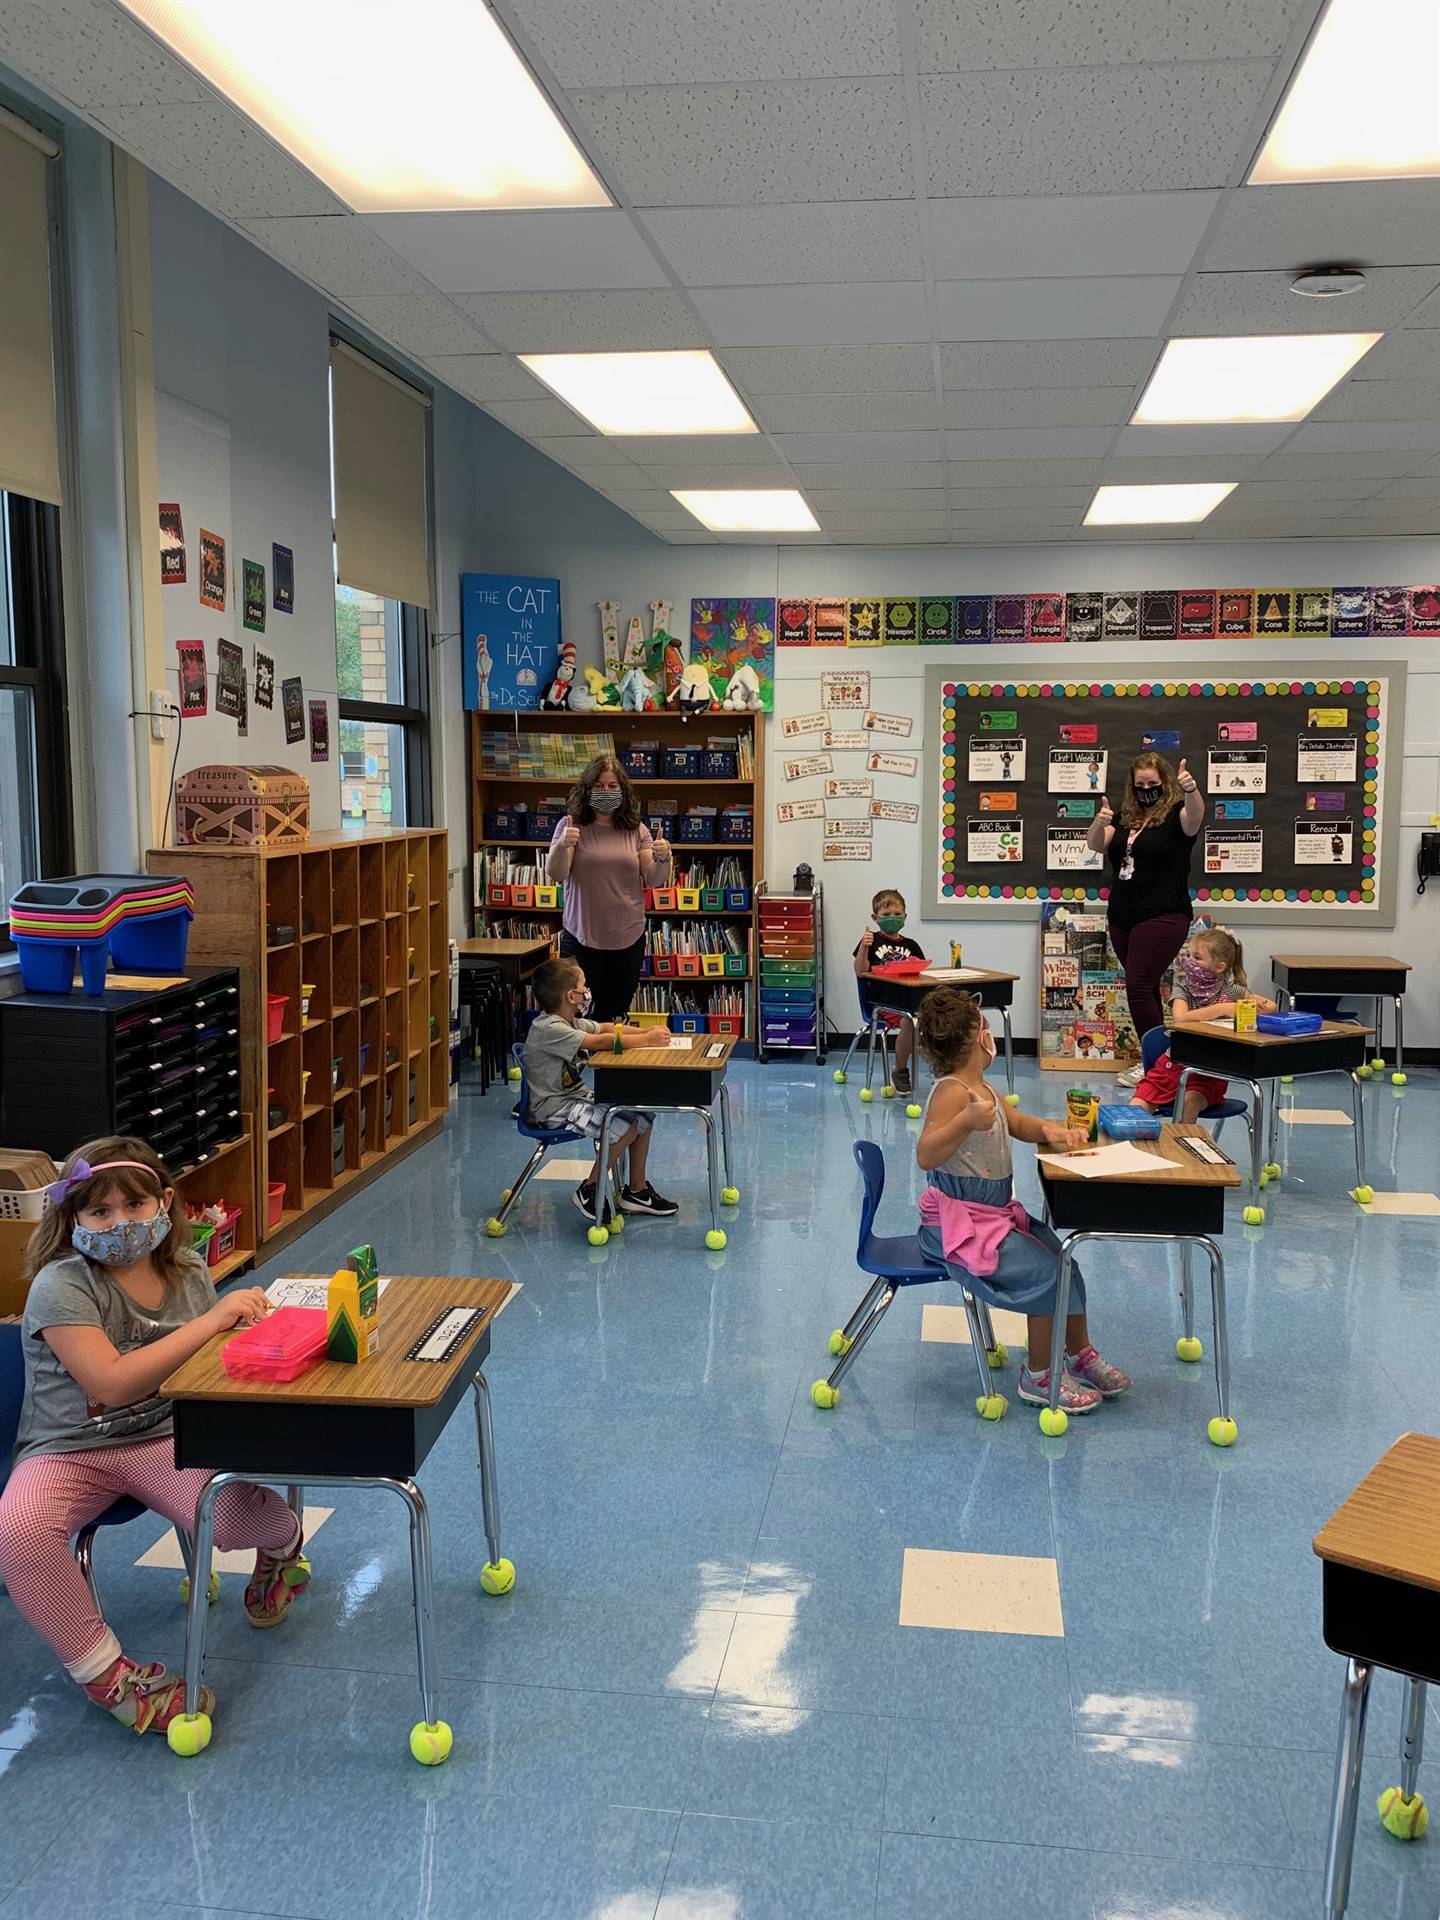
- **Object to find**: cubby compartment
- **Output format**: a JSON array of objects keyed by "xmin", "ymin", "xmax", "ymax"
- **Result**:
[
  {"xmin": 385, "ymin": 1063, "xmax": 404, "ymax": 1143},
  {"xmin": 358, "ymin": 844, "xmax": 384, "ymax": 925},
  {"xmin": 384, "ymin": 842, "xmax": 406, "ymax": 917},
  {"xmin": 302, "ymin": 1106, "xmax": 334, "ymax": 1202},
  {"xmin": 383, "ymin": 993, "xmax": 405, "ymax": 1073},
  {"xmin": 331, "ymin": 927, "xmax": 360, "ymax": 1016},
  {"xmin": 269, "ymin": 1121, "xmax": 303, "ymax": 1226},
  {"xmin": 407, "ymin": 979, "xmax": 427, "ymax": 1058},
  {"xmin": 331, "ymin": 845, "xmax": 359, "ymax": 931},
  {"xmin": 359, "ymin": 922, "xmax": 384, "ymax": 1007},
  {"xmin": 332, "ymin": 1009, "xmax": 359, "ymax": 1098},
  {"xmin": 360, "ymin": 1000, "xmax": 383, "ymax": 1088},
  {"xmin": 300, "ymin": 853, "xmax": 331, "ymax": 942},
  {"xmin": 264, "ymin": 857, "xmax": 301, "ymax": 951}
]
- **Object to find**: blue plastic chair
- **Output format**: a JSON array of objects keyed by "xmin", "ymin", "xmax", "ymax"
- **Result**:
[
  {"xmin": 1139, "ymin": 1025, "xmax": 1253, "ymax": 1154},
  {"xmin": 832, "ymin": 979, "xmax": 902, "ymax": 1100},
  {"xmin": 485, "ymin": 1043, "xmax": 599, "ymax": 1239},
  {"xmin": 0, "ymin": 1320, "xmax": 206, "ymax": 1612},
  {"xmin": 810, "ymin": 1141, "xmax": 1009, "ymax": 1419}
]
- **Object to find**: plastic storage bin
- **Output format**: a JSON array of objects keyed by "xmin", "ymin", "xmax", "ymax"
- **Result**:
[
  {"xmin": 664, "ymin": 747, "xmax": 701, "ymax": 778},
  {"xmin": 678, "ymin": 814, "xmax": 717, "ymax": 843},
  {"xmin": 267, "ymin": 1181, "xmax": 286, "ymax": 1230},
  {"xmin": 719, "ymin": 812, "xmax": 752, "ymax": 843},
  {"xmin": 622, "ymin": 747, "xmax": 659, "ymax": 778},
  {"xmin": 701, "ymin": 750, "xmax": 737, "ymax": 779},
  {"xmin": 1098, "ymin": 1105, "xmax": 1162, "ymax": 1141},
  {"xmin": 670, "ymin": 1012, "xmax": 706, "ymax": 1034},
  {"xmin": 724, "ymin": 887, "xmax": 752, "ymax": 912},
  {"xmin": 266, "ymin": 993, "xmax": 288, "ymax": 1044},
  {"xmin": 676, "ymin": 888, "xmax": 701, "ymax": 912},
  {"xmin": 204, "ymin": 1204, "xmax": 242, "ymax": 1267},
  {"xmin": 707, "ymin": 1013, "xmax": 743, "ymax": 1036},
  {"xmin": 700, "ymin": 888, "xmax": 725, "ymax": 913}
]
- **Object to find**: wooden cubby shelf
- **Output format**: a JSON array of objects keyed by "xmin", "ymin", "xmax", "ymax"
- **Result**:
[{"xmin": 148, "ymin": 826, "xmax": 450, "ymax": 1255}]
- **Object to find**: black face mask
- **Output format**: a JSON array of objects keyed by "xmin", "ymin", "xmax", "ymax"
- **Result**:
[{"xmin": 1134, "ymin": 784, "xmax": 1161, "ymax": 809}]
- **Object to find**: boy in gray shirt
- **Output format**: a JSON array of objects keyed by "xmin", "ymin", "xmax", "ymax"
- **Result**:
[{"xmin": 523, "ymin": 956, "xmax": 677, "ymax": 1221}]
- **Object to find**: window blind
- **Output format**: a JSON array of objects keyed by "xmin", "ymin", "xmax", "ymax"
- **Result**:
[
  {"xmin": 330, "ymin": 337, "xmax": 430, "ymax": 609},
  {"xmin": 0, "ymin": 120, "xmax": 60, "ymax": 506}
]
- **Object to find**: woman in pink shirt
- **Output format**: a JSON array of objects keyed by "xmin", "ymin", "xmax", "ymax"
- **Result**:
[{"xmin": 546, "ymin": 754, "xmax": 674, "ymax": 1020}]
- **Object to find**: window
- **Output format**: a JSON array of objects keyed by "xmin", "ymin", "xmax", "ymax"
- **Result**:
[
  {"xmin": 0, "ymin": 490, "xmax": 71, "ymax": 940},
  {"xmin": 335, "ymin": 583, "xmax": 430, "ymax": 829}
]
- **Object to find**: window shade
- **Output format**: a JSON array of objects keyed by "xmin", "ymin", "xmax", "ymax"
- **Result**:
[
  {"xmin": 331, "ymin": 339, "xmax": 430, "ymax": 609},
  {"xmin": 0, "ymin": 121, "xmax": 61, "ymax": 506}
]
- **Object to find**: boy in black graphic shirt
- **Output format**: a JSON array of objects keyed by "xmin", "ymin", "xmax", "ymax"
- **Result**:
[{"xmin": 854, "ymin": 888, "xmax": 927, "ymax": 1094}]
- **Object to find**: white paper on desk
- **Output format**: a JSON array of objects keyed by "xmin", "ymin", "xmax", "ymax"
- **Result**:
[
  {"xmin": 666, "ymin": 1035, "xmax": 694, "ymax": 1049},
  {"xmin": 922, "ymin": 967, "xmax": 988, "ymax": 981},
  {"xmin": 265, "ymin": 1276, "xmax": 393, "ymax": 1310},
  {"xmin": 1037, "ymin": 1142, "xmax": 1165, "ymax": 1180}
]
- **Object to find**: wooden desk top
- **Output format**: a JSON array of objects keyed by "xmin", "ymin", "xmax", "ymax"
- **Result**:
[
  {"xmin": 163, "ymin": 1275, "xmax": 516, "ymax": 1409},
  {"xmin": 597, "ymin": 1035, "xmax": 736, "ymax": 1071},
  {"xmin": 458, "ymin": 937, "xmax": 552, "ymax": 959},
  {"xmin": 860, "ymin": 966, "xmax": 1018, "ymax": 987},
  {"xmin": 1272, "ymin": 954, "xmax": 1411, "ymax": 974},
  {"xmin": 1176, "ymin": 1018, "xmax": 1374, "ymax": 1050},
  {"xmin": 1314, "ymin": 1433, "xmax": 1440, "ymax": 1592},
  {"xmin": 1039, "ymin": 1121, "xmax": 1242, "ymax": 1189}
]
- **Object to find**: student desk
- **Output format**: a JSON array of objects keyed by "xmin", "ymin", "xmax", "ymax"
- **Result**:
[
  {"xmin": 458, "ymin": 934, "xmax": 553, "ymax": 985},
  {"xmin": 162, "ymin": 1273, "xmax": 517, "ymax": 1765},
  {"xmin": 1037, "ymin": 1121, "xmax": 1241, "ymax": 1444},
  {"xmin": 1169, "ymin": 1019, "xmax": 1373, "ymax": 1223},
  {"xmin": 858, "ymin": 967, "xmax": 1019, "ymax": 1100},
  {"xmin": 1271, "ymin": 953, "xmax": 1412, "ymax": 1086},
  {"xmin": 591, "ymin": 1034, "xmax": 737, "ymax": 1249},
  {"xmin": 1314, "ymin": 1432, "xmax": 1440, "ymax": 1917}
]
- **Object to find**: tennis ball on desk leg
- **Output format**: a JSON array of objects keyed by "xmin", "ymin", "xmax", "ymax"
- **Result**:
[
  {"xmin": 1242, "ymin": 1204, "xmax": 1265, "ymax": 1226},
  {"xmin": 810, "ymin": 1379, "xmax": 838, "ymax": 1410},
  {"xmin": 906, "ymin": 1103, "xmax": 922, "ymax": 1119},
  {"xmin": 1351, "ymin": 1185, "xmax": 1374, "ymax": 1206},
  {"xmin": 1175, "ymin": 1336, "xmax": 1204, "ymax": 1363},
  {"xmin": 975, "ymin": 1393, "xmax": 1006, "ymax": 1422},
  {"xmin": 1355, "ymin": 1064, "xmax": 1373, "ymax": 1079},
  {"xmin": 721, "ymin": 1186, "xmax": 740, "ymax": 1206},
  {"xmin": 480, "ymin": 1558, "xmax": 516, "ymax": 1597},
  {"xmin": 1378, "ymin": 1788, "xmax": 1428, "ymax": 1840},
  {"xmin": 1038, "ymin": 1406, "xmax": 1068, "ymax": 1438},
  {"xmin": 506, "ymin": 1065, "xmax": 521, "ymax": 1084},
  {"xmin": 1004, "ymin": 1092, "xmax": 1021, "ymax": 1107},
  {"xmin": 409, "ymin": 1720, "xmax": 453, "ymax": 1767},
  {"xmin": 1208, "ymin": 1415, "xmax": 1238, "ymax": 1448},
  {"xmin": 167, "ymin": 1711, "xmax": 211, "ymax": 1757},
  {"xmin": 587, "ymin": 1224, "xmax": 608, "ymax": 1246},
  {"xmin": 1393, "ymin": 1071, "xmax": 1408, "ymax": 1086},
  {"xmin": 706, "ymin": 1228, "xmax": 727, "ymax": 1251},
  {"xmin": 859, "ymin": 1088, "xmax": 873, "ymax": 1104}
]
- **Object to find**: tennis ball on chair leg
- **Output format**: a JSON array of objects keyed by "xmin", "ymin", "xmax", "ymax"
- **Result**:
[
  {"xmin": 167, "ymin": 1711, "xmax": 211, "ymax": 1757},
  {"xmin": 409, "ymin": 1720, "xmax": 453, "ymax": 1766},
  {"xmin": 1176, "ymin": 1336, "xmax": 1203, "ymax": 1363},
  {"xmin": 859, "ymin": 1088, "xmax": 873, "ymax": 1104},
  {"xmin": 1378, "ymin": 1788, "xmax": 1428, "ymax": 1840},
  {"xmin": 1352, "ymin": 1185, "xmax": 1374, "ymax": 1206}
]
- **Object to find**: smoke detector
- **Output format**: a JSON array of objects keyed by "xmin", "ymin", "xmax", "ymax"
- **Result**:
[{"xmin": 1291, "ymin": 266, "xmax": 1367, "ymax": 299}]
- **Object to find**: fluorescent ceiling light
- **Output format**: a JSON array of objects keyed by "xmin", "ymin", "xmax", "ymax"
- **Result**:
[
  {"xmin": 1085, "ymin": 483, "xmax": 1236, "ymax": 526},
  {"xmin": 1250, "ymin": 0, "xmax": 1440, "ymax": 183},
  {"xmin": 1134, "ymin": 334, "xmax": 1381, "ymax": 426},
  {"xmin": 118, "ymin": 1, "xmax": 609, "ymax": 212},
  {"xmin": 672, "ymin": 490, "xmax": 819, "ymax": 533},
  {"xmin": 520, "ymin": 351, "xmax": 756, "ymax": 437}
]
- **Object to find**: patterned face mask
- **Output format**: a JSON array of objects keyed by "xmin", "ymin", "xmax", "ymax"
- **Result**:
[
  {"xmin": 1180, "ymin": 959, "xmax": 1224, "ymax": 1004},
  {"xmin": 589, "ymin": 789, "xmax": 622, "ymax": 815},
  {"xmin": 72, "ymin": 1210, "xmax": 171, "ymax": 1268}
]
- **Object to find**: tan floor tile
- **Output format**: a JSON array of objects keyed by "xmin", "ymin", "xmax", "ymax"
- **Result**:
[
  {"xmin": 136, "ymin": 1506, "xmax": 333, "ymax": 1574},
  {"xmin": 899, "ymin": 1546, "xmax": 1063, "ymax": 1636},
  {"xmin": 533, "ymin": 1158, "xmax": 599, "ymax": 1180},
  {"xmin": 921, "ymin": 1302, "xmax": 1029, "ymax": 1348},
  {"xmin": 1279, "ymin": 1109, "xmax": 1353, "ymax": 1126},
  {"xmin": 1359, "ymin": 1191, "xmax": 1440, "ymax": 1218}
]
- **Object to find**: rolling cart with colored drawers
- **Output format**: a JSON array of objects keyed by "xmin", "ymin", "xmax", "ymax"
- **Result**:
[{"xmin": 755, "ymin": 883, "xmax": 825, "ymax": 1065}]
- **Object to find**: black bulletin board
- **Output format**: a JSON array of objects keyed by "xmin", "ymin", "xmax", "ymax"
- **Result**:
[{"xmin": 923, "ymin": 660, "xmax": 1405, "ymax": 927}]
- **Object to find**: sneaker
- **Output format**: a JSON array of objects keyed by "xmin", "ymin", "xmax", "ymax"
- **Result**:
[
  {"xmin": 84, "ymin": 1656, "xmax": 214, "ymax": 1736},
  {"xmin": 245, "ymin": 1534, "xmax": 312, "ymax": 1628},
  {"xmin": 1017, "ymin": 1366, "xmax": 1102, "ymax": 1414},
  {"xmin": 1066, "ymin": 1346, "xmax": 1133, "ymax": 1398},
  {"xmin": 1115, "ymin": 1062, "xmax": 1144, "ymax": 1089},
  {"xmin": 892, "ymin": 1067, "xmax": 913, "ymax": 1094},
  {"xmin": 618, "ymin": 1183, "xmax": 679, "ymax": 1217},
  {"xmin": 572, "ymin": 1181, "xmax": 613, "ymax": 1224}
]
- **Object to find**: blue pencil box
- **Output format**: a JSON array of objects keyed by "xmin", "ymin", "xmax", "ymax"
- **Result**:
[
  {"xmin": 1256, "ymin": 1012, "xmax": 1323, "ymax": 1036},
  {"xmin": 1098, "ymin": 1105, "xmax": 1161, "ymax": 1140}
]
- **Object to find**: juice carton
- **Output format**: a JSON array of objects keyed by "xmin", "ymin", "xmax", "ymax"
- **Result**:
[
  {"xmin": 327, "ymin": 1243, "xmax": 380, "ymax": 1363},
  {"xmin": 1234, "ymin": 998, "xmax": 1257, "ymax": 1034},
  {"xmin": 1065, "ymin": 1086, "xmax": 1099, "ymax": 1144}
]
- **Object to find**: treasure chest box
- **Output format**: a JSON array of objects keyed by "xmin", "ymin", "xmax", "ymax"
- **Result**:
[{"xmin": 175, "ymin": 766, "xmax": 311, "ymax": 847}]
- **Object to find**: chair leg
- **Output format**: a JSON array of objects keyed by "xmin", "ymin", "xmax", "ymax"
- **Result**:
[
  {"xmin": 824, "ymin": 1283, "xmax": 895, "ymax": 1391},
  {"xmin": 836, "ymin": 1277, "xmax": 887, "ymax": 1351},
  {"xmin": 961, "ymin": 1293, "xmax": 999, "ymax": 1402},
  {"xmin": 490, "ymin": 1141, "xmax": 549, "ymax": 1228},
  {"xmin": 74, "ymin": 1526, "xmax": 102, "ymax": 1616},
  {"xmin": 836, "ymin": 1024, "xmax": 867, "ymax": 1081}
]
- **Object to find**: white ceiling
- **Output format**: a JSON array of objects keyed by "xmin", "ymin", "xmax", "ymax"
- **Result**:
[{"xmin": 4, "ymin": 0, "xmax": 1440, "ymax": 545}]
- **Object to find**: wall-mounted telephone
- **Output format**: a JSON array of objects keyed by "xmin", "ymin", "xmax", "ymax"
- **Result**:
[{"xmin": 1418, "ymin": 831, "xmax": 1440, "ymax": 895}]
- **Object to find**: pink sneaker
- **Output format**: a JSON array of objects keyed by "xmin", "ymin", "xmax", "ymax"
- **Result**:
[
  {"xmin": 83, "ymin": 1656, "xmax": 214, "ymax": 1736},
  {"xmin": 245, "ymin": 1534, "xmax": 311, "ymax": 1628},
  {"xmin": 1066, "ymin": 1346, "xmax": 1133, "ymax": 1397},
  {"xmin": 1017, "ymin": 1366, "xmax": 1101, "ymax": 1414}
]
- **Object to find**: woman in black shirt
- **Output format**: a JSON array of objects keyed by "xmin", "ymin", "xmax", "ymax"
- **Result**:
[{"xmin": 1085, "ymin": 751, "xmax": 1204, "ymax": 1041}]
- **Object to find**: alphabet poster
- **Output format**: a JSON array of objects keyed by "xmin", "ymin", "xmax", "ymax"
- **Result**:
[{"xmin": 462, "ymin": 573, "xmax": 561, "ymax": 711}]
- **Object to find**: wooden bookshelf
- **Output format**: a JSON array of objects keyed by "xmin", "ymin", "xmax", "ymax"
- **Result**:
[
  {"xmin": 470, "ymin": 709, "xmax": 764, "ymax": 1039},
  {"xmin": 147, "ymin": 827, "xmax": 449, "ymax": 1254}
]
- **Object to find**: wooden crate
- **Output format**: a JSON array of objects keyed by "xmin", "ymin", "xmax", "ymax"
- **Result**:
[{"xmin": 176, "ymin": 765, "xmax": 311, "ymax": 847}]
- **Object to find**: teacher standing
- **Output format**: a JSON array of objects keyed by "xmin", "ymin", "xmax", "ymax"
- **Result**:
[
  {"xmin": 1086, "ymin": 750, "xmax": 1204, "ymax": 1042},
  {"xmin": 546, "ymin": 754, "xmax": 673, "ymax": 1021}
]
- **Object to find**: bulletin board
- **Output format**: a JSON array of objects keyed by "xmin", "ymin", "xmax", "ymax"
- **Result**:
[{"xmin": 921, "ymin": 661, "xmax": 1406, "ymax": 927}]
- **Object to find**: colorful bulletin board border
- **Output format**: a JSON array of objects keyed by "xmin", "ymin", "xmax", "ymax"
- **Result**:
[
  {"xmin": 922, "ymin": 662, "xmax": 1404, "ymax": 928},
  {"xmin": 772, "ymin": 586, "xmax": 1440, "ymax": 644}
]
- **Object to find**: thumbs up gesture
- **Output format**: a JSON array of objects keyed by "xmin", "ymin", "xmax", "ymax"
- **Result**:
[
  {"xmin": 1097, "ymin": 793, "xmax": 1114, "ymax": 825},
  {"xmin": 1177, "ymin": 758, "xmax": 1197, "ymax": 794}
]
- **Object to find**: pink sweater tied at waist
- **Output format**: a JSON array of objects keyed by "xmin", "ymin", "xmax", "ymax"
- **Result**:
[{"xmin": 918, "ymin": 1187, "xmax": 1031, "ymax": 1277}]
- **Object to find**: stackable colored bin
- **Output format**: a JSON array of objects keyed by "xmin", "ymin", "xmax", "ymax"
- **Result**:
[
  {"xmin": 9, "ymin": 874, "xmax": 194, "ymax": 995},
  {"xmin": 670, "ymin": 1012, "xmax": 706, "ymax": 1035}
]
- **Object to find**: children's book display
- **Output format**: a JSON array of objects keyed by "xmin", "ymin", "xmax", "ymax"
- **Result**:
[{"xmin": 1039, "ymin": 904, "xmax": 1214, "ymax": 1071}]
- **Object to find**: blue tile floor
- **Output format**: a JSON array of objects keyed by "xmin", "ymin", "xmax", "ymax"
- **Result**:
[{"xmin": 2, "ymin": 1055, "xmax": 1438, "ymax": 1917}]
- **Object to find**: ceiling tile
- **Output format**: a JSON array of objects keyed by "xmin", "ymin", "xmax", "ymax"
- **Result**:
[
  {"xmin": 1113, "ymin": 423, "xmax": 1292, "ymax": 458},
  {"xmin": 945, "ymin": 458, "xmax": 1103, "ymax": 486},
  {"xmin": 692, "ymin": 282, "xmax": 931, "ymax": 347},
  {"xmin": 529, "ymin": 436, "xmax": 645, "ymax": 469},
  {"xmin": 752, "ymin": 392, "xmax": 940, "ymax": 433},
  {"xmin": 634, "ymin": 507, "xmax": 709, "ymax": 530},
  {"xmin": 1225, "ymin": 478, "xmax": 1383, "ymax": 502},
  {"xmin": 239, "ymin": 215, "xmax": 428, "ymax": 295},
  {"xmin": 341, "ymin": 294, "xmax": 490, "ymax": 354},
  {"xmin": 571, "ymin": 80, "xmax": 913, "ymax": 205},
  {"xmin": 831, "ymin": 530, "xmax": 952, "ymax": 543},
  {"xmin": 481, "ymin": 395, "xmax": 595, "ymax": 437},
  {"xmin": 950, "ymin": 505, "xmax": 1084, "ymax": 528},
  {"xmin": 1203, "ymin": 182, "xmax": 1440, "ymax": 274},
  {"xmin": 929, "ymin": 191, "xmax": 1219, "ymax": 280},
  {"xmin": 1409, "ymin": 287, "xmax": 1440, "ymax": 327},
  {"xmin": 428, "ymin": 355, "xmax": 552, "ymax": 404},
  {"xmin": 941, "ymin": 387, "xmax": 1134, "ymax": 430},
  {"xmin": 618, "ymin": 435, "xmax": 786, "ymax": 466},
  {"xmin": 944, "ymin": 426, "xmax": 1116, "ymax": 458},
  {"xmin": 1332, "ymin": 498, "xmax": 1440, "ymax": 524},
  {"xmin": 718, "ymin": 345, "xmax": 935, "ymax": 394},
  {"xmin": 913, "ymin": 0, "xmax": 1309, "ymax": 73},
  {"xmin": 938, "ymin": 339, "xmax": 1161, "ymax": 391},
  {"xmin": 934, "ymin": 276, "xmax": 1180, "ymax": 342},
  {"xmin": 94, "ymin": 100, "xmax": 345, "ymax": 219},
  {"xmin": 1255, "ymin": 449, "xmax": 1432, "ymax": 480},
  {"xmin": 639, "ymin": 202, "xmax": 922, "ymax": 286},
  {"xmin": 948, "ymin": 484, "xmax": 1094, "ymax": 507},
  {"xmin": 772, "ymin": 429, "xmax": 942, "ymax": 461},
  {"xmin": 1172, "ymin": 268, "xmax": 1440, "ymax": 336},
  {"xmin": 1402, "ymin": 452, "xmax": 1440, "ymax": 479},
  {"xmin": 359, "ymin": 210, "xmax": 668, "ymax": 294},
  {"xmin": 1349, "ymin": 331, "xmax": 1440, "ymax": 383},
  {"xmin": 508, "ymin": 0, "xmax": 901, "ymax": 85},
  {"xmin": 1286, "ymin": 421, "xmax": 1440, "ymax": 455},
  {"xmin": 659, "ymin": 531, "xmax": 719, "ymax": 543},
  {"xmin": 453, "ymin": 289, "xmax": 707, "ymax": 351},
  {"xmin": 1313, "ymin": 379, "xmax": 1440, "ymax": 424},
  {"xmin": 807, "ymin": 488, "xmax": 949, "ymax": 508},
  {"xmin": 633, "ymin": 460, "xmax": 796, "ymax": 487},
  {"xmin": 1093, "ymin": 453, "xmax": 1261, "ymax": 485},
  {"xmin": 819, "ymin": 511, "xmax": 952, "ymax": 530},
  {"xmin": 0, "ymin": 0, "xmax": 210, "ymax": 109},
  {"xmin": 919, "ymin": 64, "xmax": 1273, "ymax": 197},
  {"xmin": 793, "ymin": 461, "xmax": 944, "ymax": 487},
  {"xmin": 1375, "ymin": 477, "xmax": 1440, "ymax": 501}
]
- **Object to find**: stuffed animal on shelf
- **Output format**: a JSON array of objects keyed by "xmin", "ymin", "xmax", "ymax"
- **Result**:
[
  {"xmin": 542, "ymin": 640, "xmax": 577, "ymax": 710},
  {"xmin": 569, "ymin": 669, "xmax": 596, "ymax": 711},
  {"xmin": 722, "ymin": 661, "xmax": 762, "ymax": 712},
  {"xmin": 668, "ymin": 660, "xmax": 714, "ymax": 715},
  {"xmin": 618, "ymin": 664, "xmax": 656, "ymax": 712},
  {"xmin": 582, "ymin": 663, "xmax": 619, "ymax": 709}
]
